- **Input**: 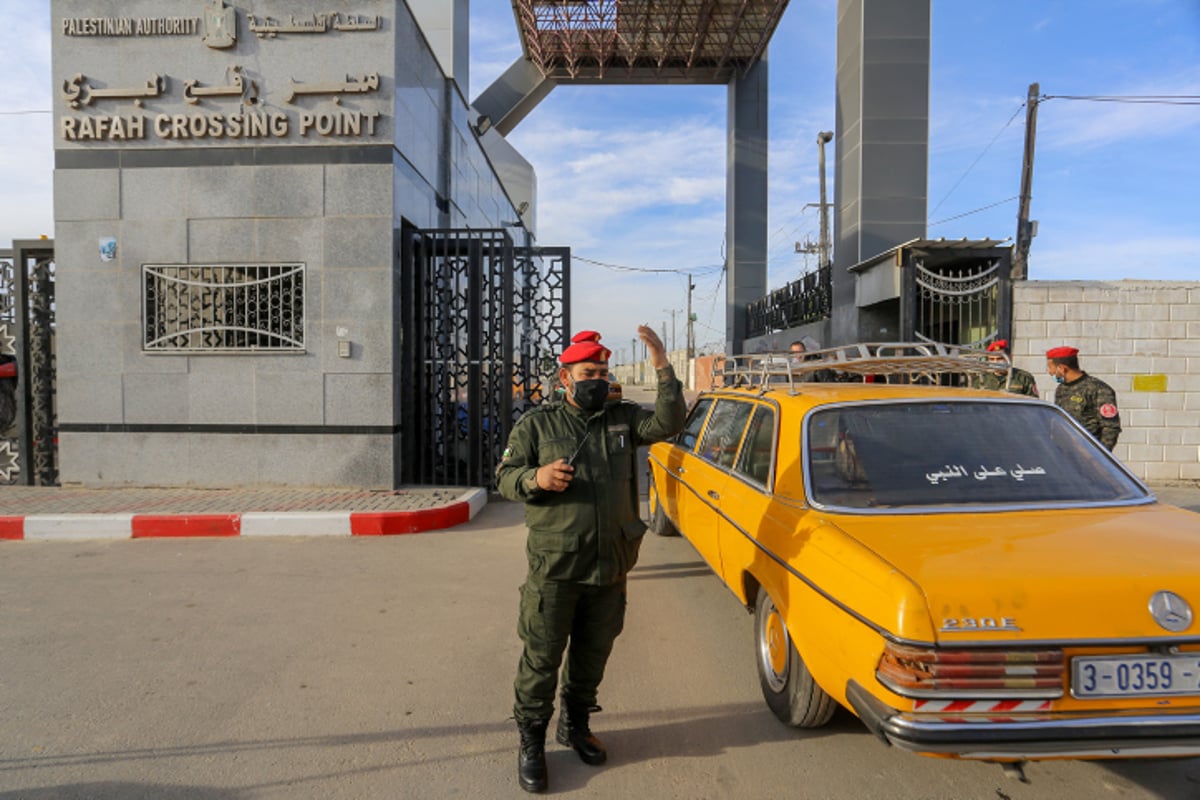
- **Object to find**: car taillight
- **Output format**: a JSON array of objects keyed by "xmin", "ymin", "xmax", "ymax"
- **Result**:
[{"xmin": 877, "ymin": 642, "xmax": 1064, "ymax": 698}]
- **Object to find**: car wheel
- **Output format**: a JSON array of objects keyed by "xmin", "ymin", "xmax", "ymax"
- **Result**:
[
  {"xmin": 754, "ymin": 585, "xmax": 836, "ymax": 728},
  {"xmin": 648, "ymin": 477, "xmax": 679, "ymax": 537}
]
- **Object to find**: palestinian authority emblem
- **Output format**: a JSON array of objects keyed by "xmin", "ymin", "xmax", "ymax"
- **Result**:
[{"xmin": 202, "ymin": 0, "xmax": 237, "ymax": 49}]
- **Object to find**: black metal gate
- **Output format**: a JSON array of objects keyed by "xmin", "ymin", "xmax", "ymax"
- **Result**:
[
  {"xmin": 400, "ymin": 227, "xmax": 569, "ymax": 488},
  {"xmin": 0, "ymin": 241, "xmax": 57, "ymax": 486},
  {"xmin": 898, "ymin": 242, "xmax": 1013, "ymax": 350}
]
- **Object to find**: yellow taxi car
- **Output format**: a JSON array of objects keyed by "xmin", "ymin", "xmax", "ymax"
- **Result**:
[{"xmin": 646, "ymin": 343, "xmax": 1200, "ymax": 763}]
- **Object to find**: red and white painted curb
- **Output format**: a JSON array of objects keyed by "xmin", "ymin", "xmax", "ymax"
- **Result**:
[{"xmin": 0, "ymin": 488, "xmax": 487, "ymax": 541}]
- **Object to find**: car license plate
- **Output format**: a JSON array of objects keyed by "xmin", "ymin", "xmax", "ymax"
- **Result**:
[{"xmin": 1072, "ymin": 654, "xmax": 1200, "ymax": 698}]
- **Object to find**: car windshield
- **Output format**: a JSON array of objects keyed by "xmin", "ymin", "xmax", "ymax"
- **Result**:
[{"xmin": 806, "ymin": 400, "xmax": 1148, "ymax": 510}]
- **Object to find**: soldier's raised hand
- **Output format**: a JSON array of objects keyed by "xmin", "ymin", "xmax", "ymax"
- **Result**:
[{"xmin": 638, "ymin": 324, "xmax": 669, "ymax": 369}]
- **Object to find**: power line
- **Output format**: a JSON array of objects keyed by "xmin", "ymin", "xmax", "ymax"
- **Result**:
[
  {"xmin": 1044, "ymin": 94, "xmax": 1200, "ymax": 105},
  {"xmin": 929, "ymin": 195, "xmax": 1019, "ymax": 228},
  {"xmin": 573, "ymin": 255, "xmax": 722, "ymax": 275},
  {"xmin": 929, "ymin": 91, "xmax": 1200, "ymax": 230},
  {"xmin": 929, "ymin": 101, "xmax": 1026, "ymax": 217}
]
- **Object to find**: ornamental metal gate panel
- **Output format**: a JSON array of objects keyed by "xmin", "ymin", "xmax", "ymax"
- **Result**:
[
  {"xmin": 0, "ymin": 241, "xmax": 57, "ymax": 486},
  {"xmin": 899, "ymin": 245, "xmax": 1013, "ymax": 351},
  {"xmin": 400, "ymin": 227, "xmax": 569, "ymax": 488},
  {"xmin": 912, "ymin": 258, "xmax": 1001, "ymax": 347}
]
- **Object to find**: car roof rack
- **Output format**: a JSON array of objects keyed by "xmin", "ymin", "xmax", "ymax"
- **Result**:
[{"xmin": 716, "ymin": 341, "xmax": 1012, "ymax": 392}]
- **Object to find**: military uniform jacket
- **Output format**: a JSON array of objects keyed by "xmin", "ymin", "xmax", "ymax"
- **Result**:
[
  {"xmin": 970, "ymin": 367, "xmax": 1039, "ymax": 397},
  {"xmin": 496, "ymin": 367, "xmax": 686, "ymax": 586},
  {"xmin": 1054, "ymin": 372, "xmax": 1121, "ymax": 449}
]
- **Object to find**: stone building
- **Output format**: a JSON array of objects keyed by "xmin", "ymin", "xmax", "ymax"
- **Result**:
[{"xmin": 50, "ymin": 0, "xmax": 532, "ymax": 487}]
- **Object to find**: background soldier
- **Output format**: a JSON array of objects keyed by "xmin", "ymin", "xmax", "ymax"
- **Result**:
[
  {"xmin": 970, "ymin": 340, "xmax": 1038, "ymax": 396},
  {"xmin": 496, "ymin": 325, "xmax": 685, "ymax": 793},
  {"xmin": 1046, "ymin": 345, "xmax": 1122, "ymax": 450}
]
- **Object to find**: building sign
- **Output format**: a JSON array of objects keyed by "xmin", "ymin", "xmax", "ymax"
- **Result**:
[
  {"xmin": 62, "ymin": 17, "xmax": 202, "ymax": 37},
  {"xmin": 54, "ymin": 1, "xmax": 390, "ymax": 147}
]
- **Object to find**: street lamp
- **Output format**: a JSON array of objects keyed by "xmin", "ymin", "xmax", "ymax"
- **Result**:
[{"xmin": 817, "ymin": 131, "xmax": 833, "ymax": 270}]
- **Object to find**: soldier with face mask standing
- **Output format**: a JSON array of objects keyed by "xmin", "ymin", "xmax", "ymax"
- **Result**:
[
  {"xmin": 1046, "ymin": 345, "xmax": 1122, "ymax": 450},
  {"xmin": 496, "ymin": 325, "xmax": 685, "ymax": 793}
]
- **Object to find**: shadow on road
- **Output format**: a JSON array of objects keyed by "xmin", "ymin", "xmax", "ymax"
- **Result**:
[
  {"xmin": 628, "ymin": 558, "xmax": 712, "ymax": 582},
  {"xmin": 0, "ymin": 784, "xmax": 240, "ymax": 800},
  {"xmin": 548, "ymin": 702, "xmax": 863, "ymax": 792}
]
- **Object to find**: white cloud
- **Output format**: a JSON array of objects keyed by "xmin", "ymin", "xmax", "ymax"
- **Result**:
[{"xmin": 511, "ymin": 111, "xmax": 728, "ymax": 258}]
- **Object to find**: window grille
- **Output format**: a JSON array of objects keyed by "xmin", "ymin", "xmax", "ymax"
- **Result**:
[{"xmin": 142, "ymin": 263, "xmax": 304, "ymax": 352}]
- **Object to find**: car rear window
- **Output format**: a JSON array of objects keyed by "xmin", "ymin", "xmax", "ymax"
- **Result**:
[{"xmin": 806, "ymin": 401, "xmax": 1148, "ymax": 509}]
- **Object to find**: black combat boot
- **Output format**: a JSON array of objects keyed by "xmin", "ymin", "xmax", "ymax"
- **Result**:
[
  {"xmin": 556, "ymin": 701, "xmax": 607, "ymax": 766},
  {"xmin": 517, "ymin": 718, "xmax": 549, "ymax": 793}
]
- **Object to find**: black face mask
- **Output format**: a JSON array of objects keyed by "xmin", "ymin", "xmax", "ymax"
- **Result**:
[{"xmin": 569, "ymin": 378, "xmax": 609, "ymax": 413}]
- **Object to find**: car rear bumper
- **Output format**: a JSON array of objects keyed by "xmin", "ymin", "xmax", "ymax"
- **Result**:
[{"xmin": 845, "ymin": 680, "xmax": 1200, "ymax": 759}]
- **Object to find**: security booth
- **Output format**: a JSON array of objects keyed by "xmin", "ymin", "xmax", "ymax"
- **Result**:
[{"xmin": 849, "ymin": 239, "xmax": 1014, "ymax": 348}]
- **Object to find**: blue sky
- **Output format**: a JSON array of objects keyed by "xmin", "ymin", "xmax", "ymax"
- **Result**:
[{"xmin": 4, "ymin": 2, "xmax": 1197, "ymax": 362}]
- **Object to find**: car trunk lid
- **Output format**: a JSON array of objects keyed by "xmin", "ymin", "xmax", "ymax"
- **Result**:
[{"xmin": 827, "ymin": 503, "xmax": 1200, "ymax": 642}]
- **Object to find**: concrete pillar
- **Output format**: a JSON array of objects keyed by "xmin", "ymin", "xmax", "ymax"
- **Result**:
[
  {"xmin": 725, "ymin": 54, "xmax": 769, "ymax": 356},
  {"xmin": 410, "ymin": 0, "xmax": 470, "ymax": 97},
  {"xmin": 832, "ymin": 0, "xmax": 929, "ymax": 344}
]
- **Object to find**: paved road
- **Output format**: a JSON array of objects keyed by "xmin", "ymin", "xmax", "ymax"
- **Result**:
[{"xmin": 3, "ymin": 498, "xmax": 1200, "ymax": 799}]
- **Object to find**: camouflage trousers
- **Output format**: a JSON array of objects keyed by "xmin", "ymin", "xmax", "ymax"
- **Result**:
[{"xmin": 513, "ymin": 577, "xmax": 627, "ymax": 723}]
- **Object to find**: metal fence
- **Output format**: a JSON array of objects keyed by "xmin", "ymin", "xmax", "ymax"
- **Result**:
[{"xmin": 746, "ymin": 264, "xmax": 831, "ymax": 338}]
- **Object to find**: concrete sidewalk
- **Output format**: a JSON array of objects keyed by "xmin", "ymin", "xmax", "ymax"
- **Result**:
[{"xmin": 0, "ymin": 485, "xmax": 487, "ymax": 541}]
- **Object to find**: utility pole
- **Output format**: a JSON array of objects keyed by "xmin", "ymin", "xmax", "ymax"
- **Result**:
[
  {"xmin": 1013, "ymin": 82, "xmax": 1040, "ymax": 281},
  {"xmin": 817, "ymin": 131, "xmax": 833, "ymax": 269},
  {"xmin": 662, "ymin": 309, "xmax": 677, "ymax": 354},
  {"xmin": 795, "ymin": 131, "xmax": 836, "ymax": 272},
  {"xmin": 685, "ymin": 275, "xmax": 695, "ymax": 358}
]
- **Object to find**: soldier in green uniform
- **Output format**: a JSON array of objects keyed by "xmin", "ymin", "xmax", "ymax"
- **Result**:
[
  {"xmin": 1046, "ymin": 345, "xmax": 1122, "ymax": 450},
  {"xmin": 969, "ymin": 340, "xmax": 1039, "ymax": 396},
  {"xmin": 496, "ymin": 326, "xmax": 685, "ymax": 793}
]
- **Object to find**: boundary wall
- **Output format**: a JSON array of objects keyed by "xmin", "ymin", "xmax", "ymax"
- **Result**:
[{"xmin": 1012, "ymin": 281, "xmax": 1200, "ymax": 484}]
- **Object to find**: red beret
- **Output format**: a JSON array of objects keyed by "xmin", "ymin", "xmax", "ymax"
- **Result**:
[
  {"xmin": 1046, "ymin": 346, "xmax": 1079, "ymax": 359},
  {"xmin": 986, "ymin": 339, "xmax": 1008, "ymax": 353},
  {"xmin": 0, "ymin": 361, "xmax": 13, "ymax": 378},
  {"xmin": 560, "ymin": 330, "xmax": 611, "ymax": 365}
]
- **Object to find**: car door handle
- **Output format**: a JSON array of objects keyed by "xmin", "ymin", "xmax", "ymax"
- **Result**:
[{"xmin": 707, "ymin": 490, "xmax": 720, "ymax": 501}]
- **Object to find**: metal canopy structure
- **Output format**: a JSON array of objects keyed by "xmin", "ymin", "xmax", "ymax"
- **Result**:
[{"xmin": 510, "ymin": 0, "xmax": 790, "ymax": 82}]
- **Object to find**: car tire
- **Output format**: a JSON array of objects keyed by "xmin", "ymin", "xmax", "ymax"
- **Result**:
[
  {"xmin": 648, "ymin": 477, "xmax": 679, "ymax": 537},
  {"xmin": 754, "ymin": 585, "xmax": 836, "ymax": 728}
]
